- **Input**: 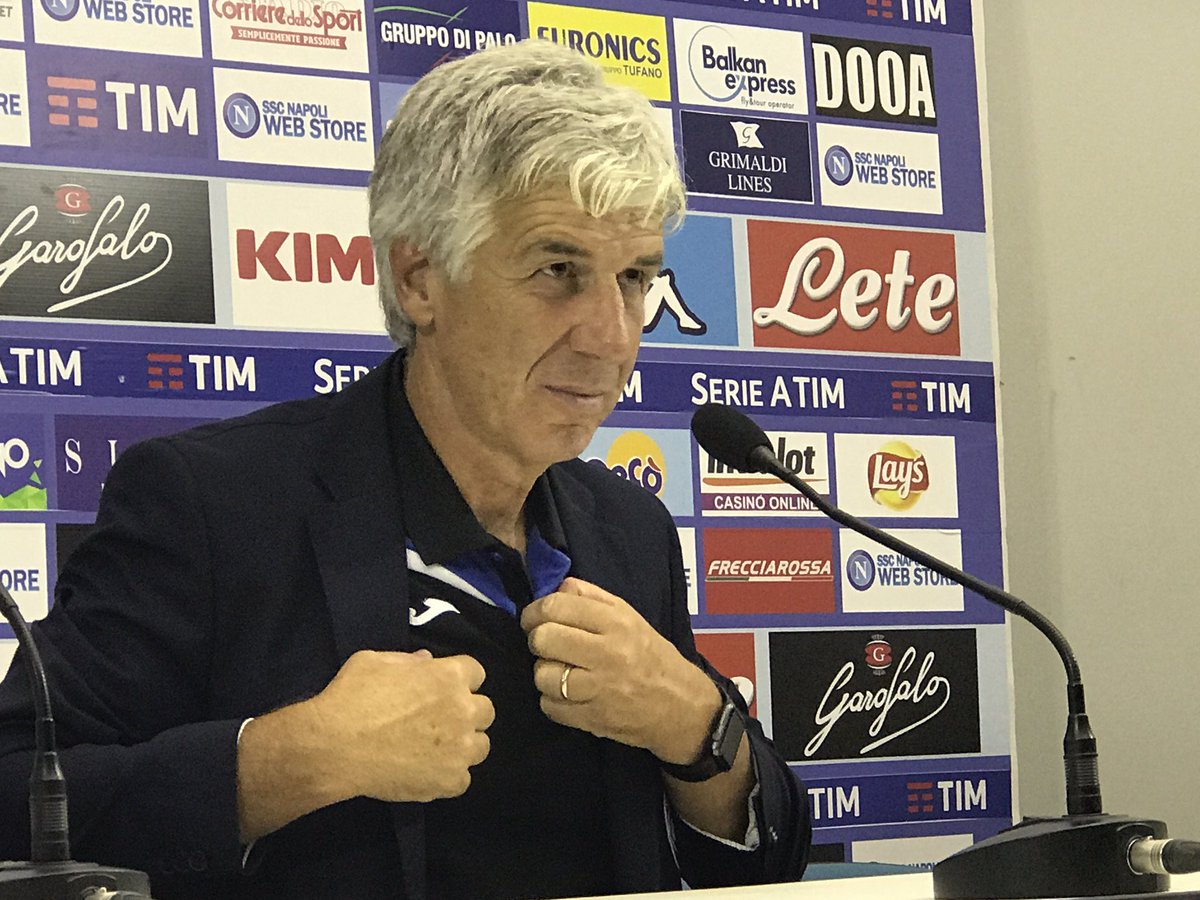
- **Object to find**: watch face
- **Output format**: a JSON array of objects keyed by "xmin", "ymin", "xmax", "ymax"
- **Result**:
[{"xmin": 715, "ymin": 702, "xmax": 744, "ymax": 767}]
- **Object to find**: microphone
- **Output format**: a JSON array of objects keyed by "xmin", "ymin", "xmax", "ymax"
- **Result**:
[
  {"xmin": 690, "ymin": 402, "xmax": 1197, "ymax": 899},
  {"xmin": 0, "ymin": 582, "xmax": 155, "ymax": 899}
]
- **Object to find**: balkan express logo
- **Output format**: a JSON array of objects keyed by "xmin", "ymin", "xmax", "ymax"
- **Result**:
[
  {"xmin": 0, "ymin": 170, "xmax": 214, "ymax": 323},
  {"xmin": 374, "ymin": 0, "xmax": 519, "ymax": 78},
  {"xmin": 867, "ymin": 440, "xmax": 928, "ymax": 510},
  {"xmin": 699, "ymin": 432, "xmax": 828, "ymax": 517},
  {"xmin": 702, "ymin": 527, "xmax": 834, "ymax": 615},
  {"xmin": 673, "ymin": 19, "xmax": 807, "ymax": 115},
  {"xmin": 811, "ymin": 34, "xmax": 936, "ymax": 126},
  {"xmin": 768, "ymin": 629, "xmax": 980, "ymax": 761},
  {"xmin": 748, "ymin": 220, "xmax": 959, "ymax": 355},
  {"xmin": 213, "ymin": 68, "xmax": 375, "ymax": 171},
  {"xmin": 527, "ymin": 2, "xmax": 670, "ymax": 101}
]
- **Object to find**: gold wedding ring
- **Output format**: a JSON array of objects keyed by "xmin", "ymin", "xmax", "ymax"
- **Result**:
[{"xmin": 559, "ymin": 664, "xmax": 573, "ymax": 701}]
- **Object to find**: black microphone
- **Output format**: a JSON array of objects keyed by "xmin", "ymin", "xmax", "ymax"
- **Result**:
[
  {"xmin": 690, "ymin": 402, "xmax": 1198, "ymax": 899},
  {"xmin": 0, "ymin": 582, "xmax": 155, "ymax": 899}
]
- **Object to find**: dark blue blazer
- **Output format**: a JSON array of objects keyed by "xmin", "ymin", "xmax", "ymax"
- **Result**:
[{"xmin": 0, "ymin": 353, "xmax": 809, "ymax": 898}]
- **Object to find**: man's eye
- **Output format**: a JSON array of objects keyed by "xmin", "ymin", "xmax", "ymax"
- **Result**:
[
  {"xmin": 618, "ymin": 269, "xmax": 653, "ymax": 292},
  {"xmin": 538, "ymin": 262, "xmax": 575, "ymax": 279}
]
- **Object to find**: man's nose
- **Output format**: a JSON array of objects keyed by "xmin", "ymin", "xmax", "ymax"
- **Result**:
[{"xmin": 570, "ymin": 275, "xmax": 638, "ymax": 357}]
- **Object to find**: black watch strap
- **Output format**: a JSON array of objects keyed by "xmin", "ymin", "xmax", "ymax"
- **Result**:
[{"xmin": 662, "ymin": 686, "xmax": 746, "ymax": 783}]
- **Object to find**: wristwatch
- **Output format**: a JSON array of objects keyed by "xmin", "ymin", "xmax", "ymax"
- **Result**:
[{"xmin": 661, "ymin": 683, "xmax": 746, "ymax": 783}]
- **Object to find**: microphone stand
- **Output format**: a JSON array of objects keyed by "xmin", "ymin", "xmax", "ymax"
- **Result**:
[
  {"xmin": 0, "ymin": 582, "xmax": 155, "ymax": 899},
  {"xmin": 689, "ymin": 403, "xmax": 1200, "ymax": 899}
]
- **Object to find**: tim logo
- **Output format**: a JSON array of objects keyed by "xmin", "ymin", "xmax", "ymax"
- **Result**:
[
  {"xmin": 867, "ymin": 0, "xmax": 947, "ymax": 25},
  {"xmin": 223, "ymin": 92, "xmax": 260, "ymax": 138},
  {"xmin": 643, "ymin": 269, "xmax": 706, "ymax": 336},
  {"xmin": 867, "ymin": 441, "xmax": 929, "ymax": 511},
  {"xmin": 54, "ymin": 185, "xmax": 91, "ymax": 218},
  {"xmin": 46, "ymin": 76, "xmax": 198, "ymax": 135}
]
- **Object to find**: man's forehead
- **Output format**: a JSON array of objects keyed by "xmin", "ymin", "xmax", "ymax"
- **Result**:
[{"xmin": 497, "ymin": 191, "xmax": 665, "ymax": 257}]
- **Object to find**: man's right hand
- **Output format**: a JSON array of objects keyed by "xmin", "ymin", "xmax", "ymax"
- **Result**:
[{"xmin": 237, "ymin": 649, "xmax": 493, "ymax": 843}]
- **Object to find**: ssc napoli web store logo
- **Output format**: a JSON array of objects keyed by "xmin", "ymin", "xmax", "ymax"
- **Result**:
[
  {"xmin": 846, "ymin": 549, "xmax": 875, "ymax": 591},
  {"xmin": 41, "ymin": 0, "xmax": 79, "ymax": 21},
  {"xmin": 223, "ymin": 93, "xmax": 260, "ymax": 138},
  {"xmin": 824, "ymin": 145, "xmax": 853, "ymax": 186}
]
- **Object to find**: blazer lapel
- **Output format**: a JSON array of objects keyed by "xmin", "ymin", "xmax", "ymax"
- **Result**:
[
  {"xmin": 306, "ymin": 354, "xmax": 427, "ymax": 900},
  {"xmin": 549, "ymin": 467, "xmax": 673, "ymax": 893}
]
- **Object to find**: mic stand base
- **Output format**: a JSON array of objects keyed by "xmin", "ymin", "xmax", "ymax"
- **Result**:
[
  {"xmin": 933, "ymin": 815, "xmax": 1168, "ymax": 899},
  {"xmin": 0, "ymin": 860, "xmax": 153, "ymax": 899}
]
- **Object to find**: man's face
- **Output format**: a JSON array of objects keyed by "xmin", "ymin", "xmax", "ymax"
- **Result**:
[{"xmin": 399, "ymin": 190, "xmax": 664, "ymax": 473}]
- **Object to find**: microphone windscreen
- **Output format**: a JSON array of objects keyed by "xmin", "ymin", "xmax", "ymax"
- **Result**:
[{"xmin": 690, "ymin": 403, "xmax": 772, "ymax": 473}]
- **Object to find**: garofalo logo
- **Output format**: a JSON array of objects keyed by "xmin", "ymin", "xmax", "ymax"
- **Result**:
[
  {"xmin": 0, "ymin": 169, "xmax": 214, "ymax": 323},
  {"xmin": 768, "ymin": 629, "xmax": 980, "ymax": 761}
]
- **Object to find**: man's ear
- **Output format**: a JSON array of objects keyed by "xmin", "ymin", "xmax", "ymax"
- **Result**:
[{"xmin": 388, "ymin": 239, "xmax": 438, "ymax": 329}]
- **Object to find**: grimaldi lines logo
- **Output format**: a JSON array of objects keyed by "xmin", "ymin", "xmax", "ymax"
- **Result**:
[
  {"xmin": 0, "ymin": 168, "xmax": 214, "ymax": 323},
  {"xmin": 748, "ymin": 220, "xmax": 959, "ymax": 355},
  {"xmin": 768, "ymin": 629, "xmax": 980, "ymax": 761},
  {"xmin": 526, "ymin": 2, "xmax": 670, "ymax": 101}
]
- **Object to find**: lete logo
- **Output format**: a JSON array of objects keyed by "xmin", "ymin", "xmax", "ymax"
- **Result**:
[
  {"xmin": 805, "ymin": 645, "xmax": 950, "ymax": 758},
  {"xmin": 0, "ymin": 196, "xmax": 172, "ymax": 314}
]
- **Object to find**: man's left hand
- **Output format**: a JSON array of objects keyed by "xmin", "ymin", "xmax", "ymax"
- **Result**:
[{"xmin": 520, "ymin": 577, "xmax": 720, "ymax": 764}]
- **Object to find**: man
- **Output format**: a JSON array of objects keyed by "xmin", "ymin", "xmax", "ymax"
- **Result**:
[{"xmin": 0, "ymin": 40, "xmax": 809, "ymax": 898}]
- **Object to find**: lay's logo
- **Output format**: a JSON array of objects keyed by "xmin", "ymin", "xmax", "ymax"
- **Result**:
[
  {"xmin": 867, "ymin": 440, "xmax": 929, "ymax": 511},
  {"xmin": 527, "ymin": 2, "xmax": 670, "ymax": 101}
]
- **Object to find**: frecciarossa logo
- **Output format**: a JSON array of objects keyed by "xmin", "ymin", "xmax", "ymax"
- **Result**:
[{"xmin": 748, "ymin": 220, "xmax": 960, "ymax": 356}]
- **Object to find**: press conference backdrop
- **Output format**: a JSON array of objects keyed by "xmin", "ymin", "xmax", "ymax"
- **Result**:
[{"xmin": 0, "ymin": 0, "xmax": 1009, "ymax": 867}]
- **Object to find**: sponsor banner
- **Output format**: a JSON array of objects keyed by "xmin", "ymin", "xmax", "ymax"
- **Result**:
[
  {"xmin": 55, "ymin": 415, "xmax": 211, "ymax": 512},
  {"xmin": 851, "ymin": 833, "xmax": 973, "ymax": 865},
  {"xmin": 841, "ymin": 528, "xmax": 963, "ymax": 612},
  {"xmin": 0, "ymin": 0, "xmax": 26, "ymax": 41},
  {"xmin": 0, "ymin": 336, "xmax": 995, "ymax": 423},
  {"xmin": 644, "ymin": 213, "xmax": 738, "ymax": 348},
  {"xmin": 819, "ymin": 123, "xmax": 943, "ymax": 215},
  {"xmin": 699, "ymin": 431, "xmax": 829, "ymax": 517},
  {"xmin": 224, "ymin": 181, "xmax": 381, "ymax": 333},
  {"xmin": 374, "ymin": 0, "xmax": 519, "ymax": 79},
  {"xmin": 834, "ymin": 433, "xmax": 958, "ymax": 518},
  {"xmin": 0, "ymin": 416, "xmax": 47, "ymax": 510},
  {"xmin": 0, "ymin": 523, "xmax": 49, "ymax": 620},
  {"xmin": 677, "ymin": 0, "xmax": 971, "ymax": 35},
  {"xmin": 527, "ymin": 3, "xmax": 670, "ymax": 102},
  {"xmin": 811, "ymin": 34, "xmax": 937, "ymax": 127},
  {"xmin": 805, "ymin": 768, "xmax": 1009, "ymax": 827},
  {"xmin": 680, "ymin": 110, "xmax": 812, "ymax": 204},
  {"xmin": 0, "ymin": 49, "xmax": 31, "ymax": 148},
  {"xmin": 33, "ymin": 0, "xmax": 202, "ymax": 58},
  {"xmin": 211, "ymin": 0, "xmax": 368, "ymax": 72},
  {"xmin": 694, "ymin": 630, "xmax": 757, "ymax": 716},
  {"xmin": 769, "ymin": 628, "xmax": 980, "ymax": 761},
  {"xmin": 0, "ymin": 169, "xmax": 214, "ymax": 323},
  {"xmin": 678, "ymin": 526, "xmax": 698, "ymax": 615},
  {"xmin": 702, "ymin": 527, "xmax": 834, "ymax": 615},
  {"xmin": 213, "ymin": 67, "xmax": 375, "ymax": 172},
  {"xmin": 580, "ymin": 427, "xmax": 693, "ymax": 516},
  {"xmin": 747, "ymin": 220, "xmax": 960, "ymax": 355},
  {"xmin": 27, "ymin": 48, "xmax": 209, "ymax": 162},
  {"xmin": 672, "ymin": 19, "xmax": 807, "ymax": 116},
  {"xmin": 0, "ymin": 338, "xmax": 389, "ymax": 400}
]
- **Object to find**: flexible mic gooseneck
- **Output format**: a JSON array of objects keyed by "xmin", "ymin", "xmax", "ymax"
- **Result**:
[
  {"xmin": 690, "ymin": 402, "xmax": 1198, "ymax": 899},
  {"xmin": 0, "ymin": 582, "xmax": 155, "ymax": 899}
]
